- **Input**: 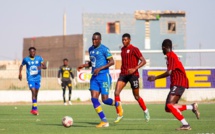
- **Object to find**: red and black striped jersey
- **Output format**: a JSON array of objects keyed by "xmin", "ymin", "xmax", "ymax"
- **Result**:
[
  {"xmin": 166, "ymin": 51, "xmax": 189, "ymax": 88},
  {"xmin": 120, "ymin": 44, "xmax": 143, "ymax": 77}
]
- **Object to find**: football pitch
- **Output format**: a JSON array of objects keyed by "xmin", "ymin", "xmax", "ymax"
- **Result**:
[{"xmin": 0, "ymin": 103, "xmax": 214, "ymax": 134}]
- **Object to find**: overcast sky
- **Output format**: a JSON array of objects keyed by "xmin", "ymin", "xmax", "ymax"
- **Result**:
[{"xmin": 0, "ymin": 0, "xmax": 214, "ymax": 60}]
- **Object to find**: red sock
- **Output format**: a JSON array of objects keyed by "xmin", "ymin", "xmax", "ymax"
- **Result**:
[
  {"xmin": 137, "ymin": 97, "xmax": 147, "ymax": 111},
  {"xmin": 167, "ymin": 104, "xmax": 184, "ymax": 121},
  {"xmin": 115, "ymin": 95, "xmax": 121, "ymax": 102},
  {"xmin": 174, "ymin": 105, "xmax": 187, "ymax": 112},
  {"xmin": 115, "ymin": 96, "xmax": 121, "ymax": 114}
]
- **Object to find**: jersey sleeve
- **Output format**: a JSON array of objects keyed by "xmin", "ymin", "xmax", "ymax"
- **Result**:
[
  {"xmin": 133, "ymin": 47, "xmax": 143, "ymax": 58},
  {"xmin": 57, "ymin": 66, "xmax": 61, "ymax": 78},
  {"xmin": 104, "ymin": 48, "xmax": 112, "ymax": 59},
  {"xmin": 21, "ymin": 58, "xmax": 27, "ymax": 66},
  {"xmin": 40, "ymin": 56, "xmax": 44, "ymax": 63}
]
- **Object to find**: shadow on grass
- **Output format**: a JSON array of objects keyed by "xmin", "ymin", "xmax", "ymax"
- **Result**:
[{"xmin": 37, "ymin": 121, "xmax": 97, "ymax": 127}]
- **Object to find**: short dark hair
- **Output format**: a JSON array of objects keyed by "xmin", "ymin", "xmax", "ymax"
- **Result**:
[
  {"xmin": 93, "ymin": 32, "xmax": 102, "ymax": 39},
  {"xmin": 63, "ymin": 58, "xmax": 68, "ymax": 61},
  {"xmin": 162, "ymin": 39, "xmax": 172, "ymax": 49},
  {"xmin": 122, "ymin": 33, "xmax": 131, "ymax": 39},
  {"xmin": 29, "ymin": 47, "xmax": 36, "ymax": 51}
]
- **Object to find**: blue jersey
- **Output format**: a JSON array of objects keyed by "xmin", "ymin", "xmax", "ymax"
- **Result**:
[
  {"xmin": 21, "ymin": 55, "xmax": 44, "ymax": 82},
  {"xmin": 88, "ymin": 44, "xmax": 112, "ymax": 74}
]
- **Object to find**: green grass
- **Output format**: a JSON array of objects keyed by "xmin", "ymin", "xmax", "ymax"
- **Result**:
[{"xmin": 0, "ymin": 103, "xmax": 215, "ymax": 134}]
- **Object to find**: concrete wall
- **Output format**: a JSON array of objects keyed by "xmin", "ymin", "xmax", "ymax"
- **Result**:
[
  {"xmin": 23, "ymin": 34, "xmax": 83, "ymax": 68},
  {"xmin": 0, "ymin": 89, "xmax": 214, "ymax": 103}
]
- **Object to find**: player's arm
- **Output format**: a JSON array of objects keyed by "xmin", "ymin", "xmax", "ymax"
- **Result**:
[
  {"xmin": 40, "ymin": 62, "xmax": 47, "ymax": 69},
  {"xmin": 77, "ymin": 61, "xmax": 91, "ymax": 71},
  {"xmin": 148, "ymin": 70, "xmax": 172, "ymax": 81},
  {"xmin": 18, "ymin": 65, "xmax": 23, "ymax": 81},
  {"xmin": 70, "ymin": 70, "xmax": 77, "ymax": 86},
  {"xmin": 93, "ymin": 57, "xmax": 114, "ymax": 75},
  {"xmin": 57, "ymin": 68, "xmax": 62, "ymax": 85},
  {"xmin": 128, "ymin": 56, "xmax": 146, "ymax": 75}
]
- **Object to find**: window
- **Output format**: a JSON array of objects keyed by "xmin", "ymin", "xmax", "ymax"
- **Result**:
[
  {"xmin": 168, "ymin": 22, "xmax": 176, "ymax": 33},
  {"xmin": 106, "ymin": 21, "xmax": 120, "ymax": 34}
]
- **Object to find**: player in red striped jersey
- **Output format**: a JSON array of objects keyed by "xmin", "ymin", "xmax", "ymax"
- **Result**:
[
  {"xmin": 147, "ymin": 39, "xmax": 200, "ymax": 130},
  {"xmin": 114, "ymin": 33, "xmax": 150, "ymax": 123}
]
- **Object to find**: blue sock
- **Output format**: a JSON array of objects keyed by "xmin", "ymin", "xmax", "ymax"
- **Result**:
[
  {"xmin": 32, "ymin": 99, "xmax": 37, "ymax": 110},
  {"xmin": 103, "ymin": 98, "xmax": 114, "ymax": 106},
  {"xmin": 91, "ymin": 98, "xmax": 107, "ymax": 122},
  {"xmin": 103, "ymin": 98, "xmax": 119, "ymax": 106}
]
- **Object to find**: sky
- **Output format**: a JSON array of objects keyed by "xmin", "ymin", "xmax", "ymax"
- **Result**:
[{"xmin": 0, "ymin": 0, "xmax": 214, "ymax": 60}]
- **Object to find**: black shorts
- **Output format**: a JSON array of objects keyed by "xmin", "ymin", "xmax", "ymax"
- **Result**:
[
  {"xmin": 61, "ymin": 80, "xmax": 72, "ymax": 88},
  {"xmin": 165, "ymin": 86, "xmax": 185, "ymax": 104},
  {"xmin": 118, "ymin": 75, "xmax": 139, "ymax": 89},
  {"xmin": 169, "ymin": 86, "xmax": 185, "ymax": 96}
]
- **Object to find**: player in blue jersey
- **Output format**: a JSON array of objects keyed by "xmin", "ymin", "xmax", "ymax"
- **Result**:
[
  {"xmin": 18, "ymin": 47, "xmax": 47, "ymax": 115},
  {"xmin": 77, "ymin": 32, "xmax": 119, "ymax": 128}
]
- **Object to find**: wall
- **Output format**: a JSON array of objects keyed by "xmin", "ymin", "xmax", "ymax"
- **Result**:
[
  {"xmin": 23, "ymin": 34, "xmax": 83, "ymax": 68},
  {"xmin": 0, "ymin": 89, "xmax": 214, "ymax": 103}
]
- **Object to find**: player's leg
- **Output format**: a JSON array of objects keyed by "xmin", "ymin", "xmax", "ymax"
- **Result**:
[
  {"xmin": 174, "ymin": 103, "xmax": 200, "ymax": 119},
  {"xmin": 29, "ymin": 81, "xmax": 40, "ymax": 115},
  {"xmin": 165, "ymin": 86, "xmax": 191, "ymax": 130},
  {"xmin": 90, "ymin": 75, "xmax": 109, "ymax": 128},
  {"xmin": 67, "ymin": 81, "xmax": 72, "ymax": 105},
  {"xmin": 99, "ymin": 73, "xmax": 117, "ymax": 106},
  {"xmin": 130, "ymin": 75, "xmax": 150, "ymax": 122},
  {"xmin": 61, "ymin": 81, "xmax": 67, "ymax": 105},
  {"xmin": 114, "ymin": 77, "xmax": 126, "ymax": 123}
]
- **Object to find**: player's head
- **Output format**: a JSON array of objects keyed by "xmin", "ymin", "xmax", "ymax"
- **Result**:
[
  {"xmin": 92, "ymin": 32, "xmax": 101, "ymax": 48},
  {"xmin": 122, "ymin": 33, "xmax": 131, "ymax": 47},
  {"xmin": 63, "ymin": 58, "xmax": 68, "ymax": 66},
  {"xmin": 162, "ymin": 39, "xmax": 172, "ymax": 55},
  {"xmin": 28, "ymin": 47, "xmax": 36, "ymax": 58}
]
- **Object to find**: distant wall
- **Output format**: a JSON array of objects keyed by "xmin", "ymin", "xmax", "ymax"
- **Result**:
[
  {"xmin": 23, "ymin": 34, "xmax": 83, "ymax": 68},
  {"xmin": 0, "ymin": 89, "xmax": 215, "ymax": 103}
]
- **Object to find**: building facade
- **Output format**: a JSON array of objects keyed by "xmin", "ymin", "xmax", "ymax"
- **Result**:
[{"xmin": 83, "ymin": 10, "xmax": 186, "ymax": 67}]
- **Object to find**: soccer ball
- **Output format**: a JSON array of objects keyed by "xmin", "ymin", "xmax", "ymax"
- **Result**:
[{"xmin": 62, "ymin": 116, "xmax": 73, "ymax": 127}]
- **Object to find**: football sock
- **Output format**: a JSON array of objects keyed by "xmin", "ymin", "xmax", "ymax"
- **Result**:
[
  {"xmin": 137, "ymin": 97, "xmax": 147, "ymax": 111},
  {"xmin": 68, "ymin": 88, "xmax": 72, "ymax": 101},
  {"xmin": 103, "ymin": 98, "xmax": 117, "ymax": 106},
  {"xmin": 91, "ymin": 98, "xmax": 107, "ymax": 122},
  {"xmin": 186, "ymin": 105, "xmax": 193, "ymax": 110},
  {"xmin": 180, "ymin": 118, "xmax": 189, "ymax": 125},
  {"xmin": 174, "ymin": 105, "xmax": 187, "ymax": 111},
  {"xmin": 115, "ymin": 96, "xmax": 121, "ymax": 114},
  {"xmin": 166, "ymin": 103, "xmax": 184, "ymax": 121},
  {"xmin": 32, "ymin": 99, "xmax": 37, "ymax": 110}
]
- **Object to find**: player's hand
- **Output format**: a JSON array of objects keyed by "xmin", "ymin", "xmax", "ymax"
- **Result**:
[
  {"xmin": 93, "ymin": 68, "xmax": 100, "ymax": 75},
  {"xmin": 58, "ymin": 78, "xmax": 62, "ymax": 85},
  {"xmin": 147, "ymin": 76, "xmax": 156, "ymax": 81},
  {"xmin": 72, "ymin": 78, "xmax": 77, "ymax": 86},
  {"xmin": 77, "ymin": 66, "xmax": 83, "ymax": 72},
  {"xmin": 128, "ymin": 68, "xmax": 136, "ymax": 75},
  {"xmin": 18, "ymin": 74, "xmax": 22, "ymax": 81}
]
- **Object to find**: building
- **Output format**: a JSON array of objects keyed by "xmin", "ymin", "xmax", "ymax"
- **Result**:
[
  {"xmin": 83, "ymin": 10, "xmax": 186, "ymax": 67},
  {"xmin": 23, "ymin": 34, "xmax": 83, "ymax": 69}
]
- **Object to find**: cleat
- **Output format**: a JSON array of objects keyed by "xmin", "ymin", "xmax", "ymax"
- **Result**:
[
  {"xmin": 64, "ymin": 102, "xmax": 67, "ymax": 106},
  {"xmin": 96, "ymin": 121, "xmax": 109, "ymax": 128},
  {"xmin": 176, "ymin": 125, "xmax": 192, "ymax": 130},
  {"xmin": 114, "ymin": 115, "xmax": 123, "ymax": 123},
  {"xmin": 68, "ymin": 101, "xmax": 72, "ymax": 105},
  {"xmin": 144, "ymin": 110, "xmax": 150, "ymax": 122},
  {"xmin": 192, "ymin": 103, "xmax": 200, "ymax": 119},
  {"xmin": 30, "ymin": 110, "xmax": 39, "ymax": 115},
  {"xmin": 117, "ymin": 102, "xmax": 123, "ymax": 116}
]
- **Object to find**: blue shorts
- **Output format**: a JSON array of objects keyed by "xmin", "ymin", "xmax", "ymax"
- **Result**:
[
  {"xmin": 28, "ymin": 81, "xmax": 41, "ymax": 90},
  {"xmin": 90, "ymin": 73, "xmax": 112, "ymax": 95}
]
